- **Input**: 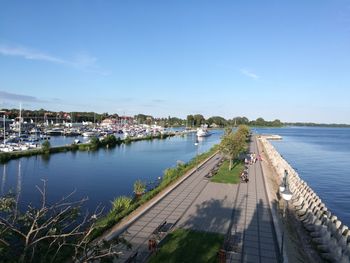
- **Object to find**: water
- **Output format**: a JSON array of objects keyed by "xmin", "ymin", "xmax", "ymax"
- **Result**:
[
  {"xmin": 254, "ymin": 127, "xmax": 350, "ymax": 227},
  {"xmin": 2, "ymin": 127, "xmax": 349, "ymax": 227},
  {"xmin": 0, "ymin": 130, "xmax": 223, "ymax": 212}
]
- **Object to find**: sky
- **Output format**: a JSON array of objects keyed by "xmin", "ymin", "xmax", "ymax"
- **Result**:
[{"xmin": 1, "ymin": 0, "xmax": 350, "ymax": 123}]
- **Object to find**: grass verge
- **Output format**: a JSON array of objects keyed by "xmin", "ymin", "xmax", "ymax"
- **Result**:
[
  {"xmin": 210, "ymin": 160, "xmax": 243, "ymax": 184},
  {"xmin": 148, "ymin": 229, "xmax": 224, "ymax": 263},
  {"xmin": 90, "ymin": 145, "xmax": 218, "ymax": 240}
]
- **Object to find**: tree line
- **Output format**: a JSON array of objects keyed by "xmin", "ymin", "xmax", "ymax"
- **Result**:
[
  {"xmin": 186, "ymin": 115, "xmax": 283, "ymax": 128},
  {"xmin": 7, "ymin": 107, "xmax": 348, "ymax": 128}
]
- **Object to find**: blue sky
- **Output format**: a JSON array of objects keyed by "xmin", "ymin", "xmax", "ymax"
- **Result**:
[{"xmin": 1, "ymin": 1, "xmax": 350, "ymax": 123}]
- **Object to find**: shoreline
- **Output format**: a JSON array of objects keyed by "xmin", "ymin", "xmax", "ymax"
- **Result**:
[
  {"xmin": 101, "ymin": 150, "xmax": 219, "ymax": 242},
  {"xmin": 0, "ymin": 133, "xmax": 176, "ymax": 163},
  {"xmin": 258, "ymin": 135, "xmax": 349, "ymax": 262}
]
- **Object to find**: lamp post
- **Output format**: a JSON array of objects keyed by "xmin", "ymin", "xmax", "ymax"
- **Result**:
[{"xmin": 279, "ymin": 169, "xmax": 293, "ymax": 263}]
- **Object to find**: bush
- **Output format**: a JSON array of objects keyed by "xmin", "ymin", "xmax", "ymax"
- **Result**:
[
  {"xmin": 71, "ymin": 143, "xmax": 78, "ymax": 151},
  {"xmin": 133, "ymin": 180, "xmax": 146, "ymax": 196},
  {"xmin": 91, "ymin": 145, "xmax": 219, "ymax": 240},
  {"xmin": 90, "ymin": 137, "xmax": 100, "ymax": 149},
  {"xmin": 101, "ymin": 134, "xmax": 118, "ymax": 147},
  {"xmin": 111, "ymin": 196, "xmax": 132, "ymax": 212},
  {"xmin": 42, "ymin": 140, "xmax": 51, "ymax": 152}
]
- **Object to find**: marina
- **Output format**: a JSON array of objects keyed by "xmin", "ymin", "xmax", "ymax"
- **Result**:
[
  {"xmin": 0, "ymin": 127, "xmax": 349, "ymax": 228},
  {"xmin": 0, "ymin": 129, "xmax": 222, "ymax": 212}
]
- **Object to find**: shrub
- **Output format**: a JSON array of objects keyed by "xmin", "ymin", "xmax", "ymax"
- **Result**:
[
  {"xmin": 101, "ymin": 135, "xmax": 118, "ymax": 147},
  {"xmin": 111, "ymin": 196, "xmax": 132, "ymax": 212},
  {"xmin": 90, "ymin": 137, "xmax": 100, "ymax": 148},
  {"xmin": 41, "ymin": 140, "xmax": 51, "ymax": 152},
  {"xmin": 133, "ymin": 180, "xmax": 146, "ymax": 196}
]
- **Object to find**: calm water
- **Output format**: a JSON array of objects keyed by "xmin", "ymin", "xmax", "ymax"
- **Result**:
[
  {"xmin": 0, "ymin": 130, "xmax": 223, "ymax": 212},
  {"xmin": 1, "ymin": 127, "xmax": 349, "ymax": 227},
  {"xmin": 255, "ymin": 127, "xmax": 350, "ymax": 227}
]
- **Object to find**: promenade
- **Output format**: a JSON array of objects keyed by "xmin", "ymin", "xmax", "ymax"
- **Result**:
[
  {"xmin": 224, "ymin": 137, "xmax": 280, "ymax": 262},
  {"xmin": 110, "ymin": 152, "xmax": 223, "ymax": 262},
  {"xmin": 109, "ymin": 136, "xmax": 281, "ymax": 263}
]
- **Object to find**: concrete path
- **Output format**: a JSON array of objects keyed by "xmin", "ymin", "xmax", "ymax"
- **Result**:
[
  {"xmin": 113, "ymin": 153, "xmax": 222, "ymax": 262},
  {"xmin": 225, "ymin": 137, "xmax": 281, "ymax": 263},
  {"xmin": 178, "ymin": 182, "xmax": 238, "ymax": 234},
  {"xmin": 112, "ymin": 136, "xmax": 281, "ymax": 263}
]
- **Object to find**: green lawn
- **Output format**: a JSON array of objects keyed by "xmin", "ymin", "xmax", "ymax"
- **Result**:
[
  {"xmin": 148, "ymin": 229, "xmax": 224, "ymax": 263},
  {"xmin": 210, "ymin": 160, "xmax": 243, "ymax": 184}
]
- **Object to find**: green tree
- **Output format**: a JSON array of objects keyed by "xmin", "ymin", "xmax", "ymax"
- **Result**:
[
  {"xmin": 186, "ymin": 115, "xmax": 194, "ymax": 127},
  {"xmin": 41, "ymin": 140, "xmax": 51, "ymax": 153},
  {"xmin": 207, "ymin": 116, "xmax": 227, "ymax": 127},
  {"xmin": 219, "ymin": 125, "xmax": 249, "ymax": 170},
  {"xmin": 90, "ymin": 137, "xmax": 100, "ymax": 148},
  {"xmin": 193, "ymin": 114, "xmax": 205, "ymax": 127}
]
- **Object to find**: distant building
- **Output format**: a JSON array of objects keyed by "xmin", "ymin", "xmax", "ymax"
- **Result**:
[
  {"xmin": 118, "ymin": 116, "xmax": 134, "ymax": 125},
  {"xmin": 101, "ymin": 118, "xmax": 117, "ymax": 127}
]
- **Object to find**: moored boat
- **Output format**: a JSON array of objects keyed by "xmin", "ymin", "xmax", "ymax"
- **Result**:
[{"xmin": 196, "ymin": 125, "xmax": 211, "ymax": 137}]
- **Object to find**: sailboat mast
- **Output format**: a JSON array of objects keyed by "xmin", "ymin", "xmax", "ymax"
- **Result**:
[{"xmin": 19, "ymin": 103, "xmax": 22, "ymax": 137}]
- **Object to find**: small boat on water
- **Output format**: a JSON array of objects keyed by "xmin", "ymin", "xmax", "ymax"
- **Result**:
[
  {"xmin": 196, "ymin": 125, "xmax": 211, "ymax": 137},
  {"xmin": 82, "ymin": 131, "xmax": 97, "ymax": 137}
]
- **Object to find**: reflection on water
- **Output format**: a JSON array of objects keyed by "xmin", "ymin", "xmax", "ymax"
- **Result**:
[
  {"xmin": 0, "ymin": 131, "xmax": 223, "ymax": 212},
  {"xmin": 2, "ymin": 127, "xmax": 349, "ymax": 226},
  {"xmin": 1, "ymin": 164, "xmax": 6, "ymax": 195}
]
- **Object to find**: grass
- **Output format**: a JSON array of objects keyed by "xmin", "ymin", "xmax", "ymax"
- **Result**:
[
  {"xmin": 210, "ymin": 159, "xmax": 243, "ymax": 184},
  {"xmin": 90, "ymin": 145, "xmax": 219, "ymax": 240},
  {"xmin": 148, "ymin": 229, "xmax": 224, "ymax": 263}
]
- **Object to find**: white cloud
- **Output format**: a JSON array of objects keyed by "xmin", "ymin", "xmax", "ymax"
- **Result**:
[
  {"xmin": 240, "ymin": 68, "xmax": 260, "ymax": 79},
  {"xmin": 0, "ymin": 44, "xmax": 108, "ymax": 75},
  {"xmin": 0, "ymin": 90, "xmax": 46, "ymax": 103},
  {"xmin": 0, "ymin": 45, "xmax": 66, "ymax": 64}
]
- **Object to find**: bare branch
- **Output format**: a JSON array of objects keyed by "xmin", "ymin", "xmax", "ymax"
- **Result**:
[{"xmin": 0, "ymin": 216, "xmax": 26, "ymax": 238}]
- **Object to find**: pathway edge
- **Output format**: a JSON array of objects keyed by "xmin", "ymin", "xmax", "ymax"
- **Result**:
[
  {"xmin": 104, "ymin": 151, "xmax": 219, "ymax": 241},
  {"xmin": 256, "ymin": 137, "xmax": 288, "ymax": 263}
]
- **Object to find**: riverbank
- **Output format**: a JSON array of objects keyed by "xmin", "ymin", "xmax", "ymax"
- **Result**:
[
  {"xmin": 0, "ymin": 133, "xmax": 175, "ymax": 163},
  {"xmin": 258, "ymin": 135, "xmax": 349, "ymax": 262},
  {"xmin": 91, "ymin": 146, "xmax": 219, "ymax": 241}
]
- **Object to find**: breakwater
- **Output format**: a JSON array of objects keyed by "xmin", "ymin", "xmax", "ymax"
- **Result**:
[{"xmin": 259, "ymin": 136, "xmax": 350, "ymax": 263}]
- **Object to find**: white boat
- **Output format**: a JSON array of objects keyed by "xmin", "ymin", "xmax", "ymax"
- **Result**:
[
  {"xmin": 82, "ymin": 131, "xmax": 97, "ymax": 137},
  {"xmin": 196, "ymin": 126, "xmax": 211, "ymax": 137},
  {"xmin": 45, "ymin": 128, "xmax": 64, "ymax": 136}
]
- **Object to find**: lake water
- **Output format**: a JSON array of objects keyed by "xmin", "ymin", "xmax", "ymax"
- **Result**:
[
  {"xmin": 0, "ymin": 130, "xmax": 223, "ymax": 212},
  {"xmin": 1, "ymin": 127, "xmax": 349, "ymax": 227},
  {"xmin": 254, "ymin": 127, "xmax": 350, "ymax": 227}
]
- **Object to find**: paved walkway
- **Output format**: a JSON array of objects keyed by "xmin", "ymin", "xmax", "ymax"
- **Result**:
[
  {"xmin": 224, "ymin": 136, "xmax": 281, "ymax": 263},
  {"xmin": 178, "ymin": 182, "xmax": 238, "ymax": 234},
  {"xmin": 113, "ymin": 153, "xmax": 222, "ymax": 262},
  {"xmin": 111, "ymin": 137, "xmax": 281, "ymax": 263}
]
